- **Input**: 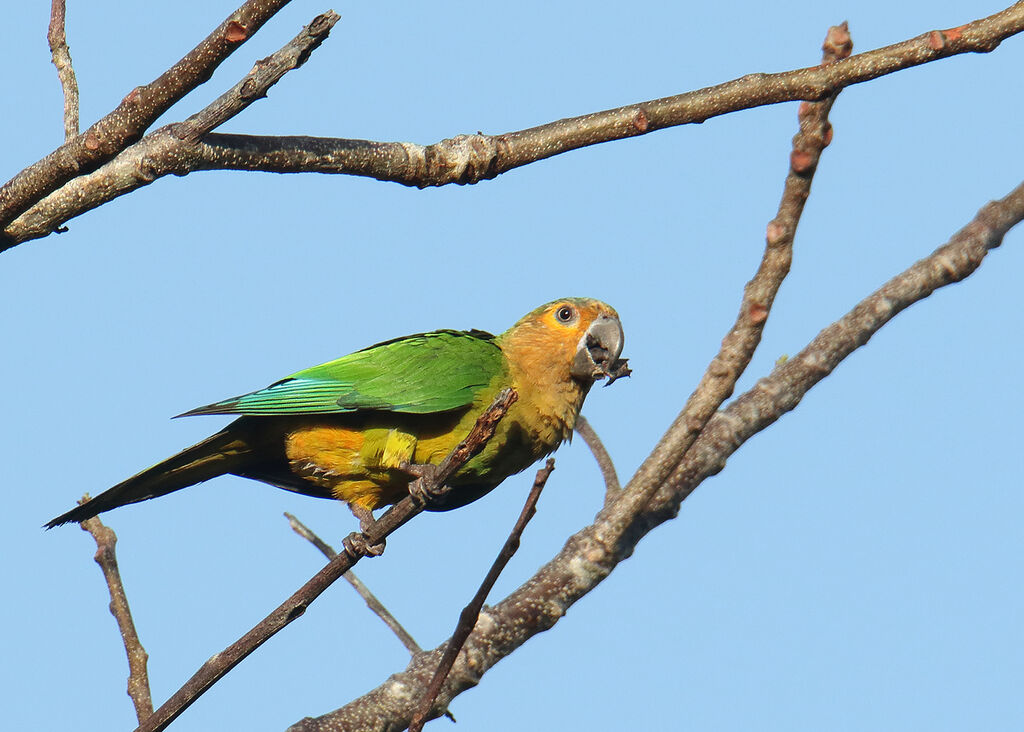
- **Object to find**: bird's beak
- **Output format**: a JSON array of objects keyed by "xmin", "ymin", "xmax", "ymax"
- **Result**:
[{"xmin": 571, "ymin": 314, "xmax": 629, "ymax": 385}]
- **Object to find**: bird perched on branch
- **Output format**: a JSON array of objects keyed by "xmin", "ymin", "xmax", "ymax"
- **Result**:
[{"xmin": 47, "ymin": 298, "xmax": 628, "ymax": 529}]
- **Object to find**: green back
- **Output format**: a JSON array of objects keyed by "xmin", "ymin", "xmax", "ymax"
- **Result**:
[{"xmin": 181, "ymin": 329, "xmax": 505, "ymax": 417}]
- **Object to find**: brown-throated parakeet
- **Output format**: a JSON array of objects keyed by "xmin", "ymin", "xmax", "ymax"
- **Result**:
[{"xmin": 47, "ymin": 298, "xmax": 626, "ymax": 528}]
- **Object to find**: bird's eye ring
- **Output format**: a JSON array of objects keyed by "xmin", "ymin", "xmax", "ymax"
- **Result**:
[{"xmin": 555, "ymin": 305, "xmax": 575, "ymax": 323}]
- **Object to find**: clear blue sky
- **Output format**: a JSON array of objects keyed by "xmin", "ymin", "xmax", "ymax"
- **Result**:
[{"xmin": 3, "ymin": 1, "xmax": 1022, "ymax": 730}]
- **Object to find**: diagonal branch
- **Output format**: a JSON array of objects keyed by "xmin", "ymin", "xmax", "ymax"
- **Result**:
[
  {"xmin": 0, "ymin": 0, "xmax": 294, "ymax": 231},
  {"xmin": 624, "ymin": 22, "xmax": 850, "ymax": 519},
  {"xmin": 79, "ymin": 506, "xmax": 153, "ymax": 724},
  {"xmin": 287, "ymin": 185, "xmax": 1024, "ymax": 732},
  {"xmin": 285, "ymin": 512, "xmax": 422, "ymax": 656},
  {"xmin": 655, "ymin": 180, "xmax": 1024, "ymax": 510},
  {"xmin": 134, "ymin": 388, "xmax": 517, "ymax": 732},
  {"xmin": 408, "ymin": 458, "xmax": 554, "ymax": 732},
  {"xmin": 4, "ymin": 3, "xmax": 1023, "ymax": 250},
  {"xmin": 47, "ymin": 0, "xmax": 79, "ymax": 141}
]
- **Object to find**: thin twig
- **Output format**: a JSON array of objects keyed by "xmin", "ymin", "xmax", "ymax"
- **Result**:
[
  {"xmin": 574, "ymin": 415, "xmax": 620, "ymax": 504},
  {"xmin": 135, "ymin": 388, "xmax": 517, "ymax": 732},
  {"xmin": 47, "ymin": 0, "xmax": 79, "ymax": 140},
  {"xmin": 622, "ymin": 22, "xmax": 852, "ymax": 518},
  {"xmin": 408, "ymin": 458, "xmax": 554, "ymax": 732},
  {"xmin": 5, "ymin": 3, "xmax": 1024, "ymax": 249},
  {"xmin": 284, "ymin": 512, "xmax": 422, "ymax": 656},
  {"xmin": 0, "ymin": 0, "xmax": 295, "ymax": 231},
  {"xmin": 78, "ymin": 501, "xmax": 153, "ymax": 723},
  {"xmin": 296, "ymin": 177, "xmax": 1024, "ymax": 732},
  {"xmin": 175, "ymin": 12, "xmax": 337, "ymax": 143}
]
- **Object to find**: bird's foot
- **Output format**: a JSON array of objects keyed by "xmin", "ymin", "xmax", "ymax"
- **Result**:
[
  {"xmin": 345, "ymin": 505, "xmax": 385, "ymax": 557},
  {"xmin": 398, "ymin": 462, "xmax": 445, "ymax": 508},
  {"xmin": 342, "ymin": 531, "xmax": 385, "ymax": 559}
]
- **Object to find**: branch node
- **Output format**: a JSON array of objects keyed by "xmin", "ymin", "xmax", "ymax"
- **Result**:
[
  {"xmin": 790, "ymin": 149, "xmax": 815, "ymax": 175},
  {"xmin": 225, "ymin": 21, "xmax": 248, "ymax": 43},
  {"xmin": 823, "ymin": 21, "xmax": 853, "ymax": 59},
  {"xmin": 748, "ymin": 303, "xmax": 769, "ymax": 324},
  {"xmin": 631, "ymin": 109, "xmax": 649, "ymax": 133},
  {"xmin": 942, "ymin": 25, "xmax": 967, "ymax": 43},
  {"xmin": 423, "ymin": 134, "xmax": 501, "ymax": 186}
]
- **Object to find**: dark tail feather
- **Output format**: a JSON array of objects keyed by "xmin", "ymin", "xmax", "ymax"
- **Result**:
[{"xmin": 45, "ymin": 428, "xmax": 253, "ymax": 529}]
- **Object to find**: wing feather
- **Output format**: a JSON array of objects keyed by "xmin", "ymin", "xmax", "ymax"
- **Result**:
[{"xmin": 179, "ymin": 330, "xmax": 503, "ymax": 417}]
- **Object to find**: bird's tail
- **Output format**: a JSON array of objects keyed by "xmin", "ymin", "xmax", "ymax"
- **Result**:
[{"xmin": 45, "ymin": 427, "xmax": 254, "ymax": 528}]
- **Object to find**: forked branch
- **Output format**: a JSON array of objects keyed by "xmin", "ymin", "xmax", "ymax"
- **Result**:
[
  {"xmin": 4, "ymin": 3, "xmax": 1024, "ymax": 249},
  {"xmin": 624, "ymin": 22, "xmax": 851, "ymax": 519},
  {"xmin": 1, "ymin": 0, "xmax": 297, "ymax": 232},
  {"xmin": 5, "ymin": 10, "xmax": 339, "ymax": 249}
]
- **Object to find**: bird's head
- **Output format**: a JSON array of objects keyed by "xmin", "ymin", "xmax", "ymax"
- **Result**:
[{"xmin": 500, "ymin": 298, "xmax": 629, "ymax": 386}]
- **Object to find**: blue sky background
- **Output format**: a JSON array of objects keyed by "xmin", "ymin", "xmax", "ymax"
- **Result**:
[{"xmin": 2, "ymin": 1, "xmax": 1022, "ymax": 730}]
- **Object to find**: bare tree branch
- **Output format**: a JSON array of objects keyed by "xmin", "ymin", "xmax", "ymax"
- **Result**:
[
  {"xmin": 134, "ymin": 388, "xmax": 518, "ymax": 732},
  {"xmin": 284, "ymin": 512, "xmax": 422, "ymax": 657},
  {"xmin": 3, "ymin": 10, "xmax": 338, "ymax": 250},
  {"xmin": 574, "ymin": 415, "xmax": 621, "ymax": 503},
  {"xmin": 138, "ymin": 3, "xmax": 1024, "ymax": 188},
  {"xmin": 622, "ymin": 22, "xmax": 851, "ymax": 522},
  {"xmin": 79, "ymin": 503, "xmax": 153, "ymax": 724},
  {"xmin": 656, "ymin": 180, "xmax": 1024, "ymax": 509},
  {"xmin": 0, "ymin": 0, "xmax": 294, "ymax": 231},
  {"xmin": 175, "ymin": 13, "xmax": 337, "ymax": 143},
  {"xmin": 408, "ymin": 459, "xmax": 554, "ymax": 732},
  {"xmin": 47, "ymin": 0, "xmax": 79, "ymax": 141},
  {"xmin": 286, "ymin": 178, "xmax": 1024, "ymax": 732},
  {"xmin": 4, "ymin": 3, "xmax": 1023, "ymax": 250}
]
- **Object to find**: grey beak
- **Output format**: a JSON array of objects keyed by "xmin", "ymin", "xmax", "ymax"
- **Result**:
[{"xmin": 571, "ymin": 314, "xmax": 626, "ymax": 382}]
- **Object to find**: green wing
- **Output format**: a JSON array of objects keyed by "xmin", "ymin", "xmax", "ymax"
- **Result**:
[{"xmin": 180, "ymin": 330, "xmax": 505, "ymax": 417}]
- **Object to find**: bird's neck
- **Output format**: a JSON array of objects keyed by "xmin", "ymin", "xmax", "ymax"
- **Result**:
[{"xmin": 497, "ymin": 327, "xmax": 590, "ymax": 445}]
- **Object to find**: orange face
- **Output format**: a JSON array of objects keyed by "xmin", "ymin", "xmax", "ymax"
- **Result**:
[{"xmin": 500, "ymin": 298, "xmax": 624, "ymax": 385}]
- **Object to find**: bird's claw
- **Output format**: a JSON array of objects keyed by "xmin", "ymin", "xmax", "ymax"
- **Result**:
[
  {"xmin": 347, "ymin": 505, "xmax": 386, "ymax": 557},
  {"xmin": 342, "ymin": 531, "xmax": 386, "ymax": 559},
  {"xmin": 398, "ymin": 461, "xmax": 446, "ymax": 507}
]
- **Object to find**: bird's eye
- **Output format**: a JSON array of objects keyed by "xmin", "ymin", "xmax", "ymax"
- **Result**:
[{"xmin": 555, "ymin": 305, "xmax": 575, "ymax": 323}]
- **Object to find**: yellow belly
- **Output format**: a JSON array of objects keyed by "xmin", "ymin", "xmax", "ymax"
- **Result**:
[{"xmin": 282, "ymin": 381, "xmax": 583, "ymax": 513}]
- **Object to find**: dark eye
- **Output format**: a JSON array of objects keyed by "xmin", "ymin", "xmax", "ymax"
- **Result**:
[{"xmin": 555, "ymin": 305, "xmax": 574, "ymax": 323}]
